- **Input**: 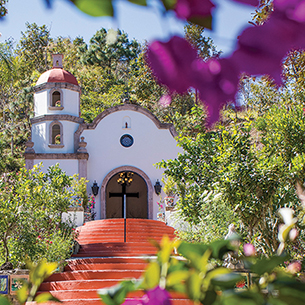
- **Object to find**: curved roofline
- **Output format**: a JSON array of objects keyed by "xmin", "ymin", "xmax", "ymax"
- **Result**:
[
  {"xmin": 34, "ymin": 82, "xmax": 81, "ymax": 93},
  {"xmin": 35, "ymin": 67, "xmax": 79, "ymax": 88},
  {"xmin": 31, "ymin": 114, "xmax": 84, "ymax": 124},
  {"xmin": 74, "ymin": 104, "xmax": 177, "ymax": 152}
]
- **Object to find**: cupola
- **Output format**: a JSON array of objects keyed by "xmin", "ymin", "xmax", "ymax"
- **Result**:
[{"xmin": 36, "ymin": 54, "xmax": 78, "ymax": 86}]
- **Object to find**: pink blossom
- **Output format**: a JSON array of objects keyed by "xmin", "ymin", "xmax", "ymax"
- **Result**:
[
  {"xmin": 289, "ymin": 228, "xmax": 299, "ymax": 241},
  {"xmin": 143, "ymin": 286, "xmax": 171, "ymax": 305},
  {"xmin": 174, "ymin": 0, "xmax": 215, "ymax": 22},
  {"xmin": 123, "ymin": 286, "xmax": 171, "ymax": 305},
  {"xmin": 192, "ymin": 58, "xmax": 239, "ymax": 125},
  {"xmin": 147, "ymin": 36, "xmax": 197, "ymax": 94},
  {"xmin": 287, "ymin": 261, "xmax": 302, "ymax": 274},
  {"xmin": 231, "ymin": 20, "xmax": 283, "ymax": 83},
  {"xmin": 230, "ymin": 0, "xmax": 259, "ymax": 6},
  {"xmin": 231, "ymin": 9, "xmax": 305, "ymax": 84},
  {"xmin": 159, "ymin": 95, "xmax": 172, "ymax": 107},
  {"xmin": 243, "ymin": 243, "xmax": 256, "ymax": 256},
  {"xmin": 274, "ymin": 0, "xmax": 305, "ymax": 22}
]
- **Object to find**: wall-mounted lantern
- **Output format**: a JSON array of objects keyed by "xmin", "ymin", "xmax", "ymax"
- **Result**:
[
  {"xmin": 91, "ymin": 181, "xmax": 99, "ymax": 196},
  {"xmin": 154, "ymin": 180, "xmax": 162, "ymax": 195}
]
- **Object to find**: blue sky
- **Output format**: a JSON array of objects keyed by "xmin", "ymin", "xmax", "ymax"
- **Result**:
[{"xmin": 0, "ymin": 0, "xmax": 254, "ymax": 55}]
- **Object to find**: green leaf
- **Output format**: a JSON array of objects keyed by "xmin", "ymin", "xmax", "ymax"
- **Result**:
[
  {"xmin": 98, "ymin": 280, "xmax": 138, "ymax": 305},
  {"xmin": 142, "ymin": 262, "xmax": 160, "ymax": 289},
  {"xmin": 251, "ymin": 256, "xmax": 286, "ymax": 276},
  {"xmin": 277, "ymin": 289, "xmax": 305, "ymax": 305},
  {"xmin": 220, "ymin": 290, "xmax": 264, "ymax": 305},
  {"xmin": 200, "ymin": 289, "xmax": 217, "ymax": 305},
  {"xmin": 205, "ymin": 267, "xmax": 231, "ymax": 284},
  {"xmin": 209, "ymin": 239, "xmax": 237, "ymax": 260},
  {"xmin": 161, "ymin": 0, "xmax": 176, "ymax": 10},
  {"xmin": 16, "ymin": 282, "xmax": 29, "ymax": 304},
  {"xmin": 178, "ymin": 240, "xmax": 234, "ymax": 263},
  {"xmin": 211, "ymin": 273, "xmax": 244, "ymax": 290},
  {"xmin": 178, "ymin": 241, "xmax": 209, "ymax": 258},
  {"xmin": 34, "ymin": 292, "xmax": 62, "ymax": 303},
  {"xmin": 167, "ymin": 270, "xmax": 189, "ymax": 287},
  {"xmin": 127, "ymin": 0, "xmax": 147, "ymax": 6},
  {"xmin": 71, "ymin": 0, "xmax": 114, "ymax": 17},
  {"xmin": 158, "ymin": 236, "xmax": 178, "ymax": 264},
  {"xmin": 30, "ymin": 260, "xmax": 58, "ymax": 287},
  {"xmin": 186, "ymin": 271, "xmax": 202, "ymax": 301},
  {"xmin": 0, "ymin": 295, "xmax": 11, "ymax": 305}
]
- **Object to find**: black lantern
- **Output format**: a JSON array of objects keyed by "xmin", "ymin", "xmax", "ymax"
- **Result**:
[
  {"xmin": 91, "ymin": 181, "xmax": 99, "ymax": 196},
  {"xmin": 154, "ymin": 180, "xmax": 162, "ymax": 195}
]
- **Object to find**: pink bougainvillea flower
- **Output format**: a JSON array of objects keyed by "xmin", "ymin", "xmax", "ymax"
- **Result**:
[
  {"xmin": 123, "ymin": 286, "xmax": 171, "ymax": 305},
  {"xmin": 287, "ymin": 261, "xmax": 302, "ymax": 274},
  {"xmin": 231, "ymin": 16, "xmax": 285, "ymax": 83},
  {"xmin": 243, "ymin": 243, "xmax": 256, "ymax": 256},
  {"xmin": 232, "ymin": 8, "xmax": 305, "ymax": 83},
  {"xmin": 274, "ymin": 0, "xmax": 305, "ymax": 22},
  {"xmin": 174, "ymin": 0, "xmax": 215, "ymax": 21},
  {"xmin": 147, "ymin": 36, "xmax": 197, "ymax": 94},
  {"xmin": 142, "ymin": 286, "xmax": 171, "ymax": 305},
  {"xmin": 159, "ymin": 95, "xmax": 172, "ymax": 107},
  {"xmin": 230, "ymin": 0, "xmax": 259, "ymax": 6},
  {"xmin": 191, "ymin": 58, "xmax": 239, "ymax": 125},
  {"xmin": 123, "ymin": 300, "xmax": 142, "ymax": 305}
]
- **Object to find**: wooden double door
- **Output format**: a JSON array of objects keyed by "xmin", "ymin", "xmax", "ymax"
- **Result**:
[{"xmin": 105, "ymin": 172, "xmax": 148, "ymax": 219}]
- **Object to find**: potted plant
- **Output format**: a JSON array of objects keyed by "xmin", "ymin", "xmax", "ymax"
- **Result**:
[
  {"xmin": 162, "ymin": 176, "xmax": 176, "ymax": 209},
  {"xmin": 157, "ymin": 201, "xmax": 165, "ymax": 222}
]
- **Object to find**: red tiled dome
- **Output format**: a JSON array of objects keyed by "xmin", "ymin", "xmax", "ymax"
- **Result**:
[{"xmin": 36, "ymin": 68, "xmax": 79, "ymax": 86}]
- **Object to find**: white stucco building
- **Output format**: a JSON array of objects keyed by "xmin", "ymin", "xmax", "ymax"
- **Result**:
[{"xmin": 24, "ymin": 55, "xmax": 181, "ymax": 221}]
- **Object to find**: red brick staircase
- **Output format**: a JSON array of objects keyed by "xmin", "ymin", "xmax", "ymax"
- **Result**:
[{"xmin": 36, "ymin": 219, "xmax": 193, "ymax": 305}]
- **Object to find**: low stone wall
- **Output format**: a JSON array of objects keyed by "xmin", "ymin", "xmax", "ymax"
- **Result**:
[
  {"xmin": 0, "ymin": 269, "xmax": 30, "ymax": 305},
  {"xmin": 62, "ymin": 207, "xmax": 84, "ymax": 227}
]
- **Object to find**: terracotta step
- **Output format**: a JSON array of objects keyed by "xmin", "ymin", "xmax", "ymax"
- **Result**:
[
  {"xmin": 76, "ymin": 249, "xmax": 157, "ymax": 255},
  {"xmin": 46, "ymin": 270, "xmax": 143, "ymax": 282},
  {"xmin": 75, "ymin": 250, "xmax": 156, "ymax": 256},
  {"xmin": 65, "ymin": 262, "xmax": 147, "ymax": 271},
  {"xmin": 40, "ymin": 280, "xmax": 122, "ymax": 291},
  {"xmin": 66, "ymin": 257, "xmax": 148, "ymax": 264},
  {"xmin": 76, "ymin": 243, "xmax": 157, "ymax": 254},
  {"xmin": 76, "ymin": 249, "xmax": 156, "ymax": 254},
  {"xmin": 47, "ymin": 289, "xmax": 145, "ymax": 300},
  {"xmin": 36, "ymin": 219, "xmax": 184, "ymax": 305},
  {"xmin": 47, "ymin": 289, "xmax": 190, "ymax": 300},
  {"xmin": 78, "ymin": 242, "xmax": 156, "ymax": 249},
  {"xmin": 76, "ymin": 250, "xmax": 156, "ymax": 256},
  {"xmin": 28, "ymin": 298, "xmax": 194, "ymax": 305}
]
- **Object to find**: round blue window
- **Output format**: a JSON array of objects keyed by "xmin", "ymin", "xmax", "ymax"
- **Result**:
[{"xmin": 120, "ymin": 134, "xmax": 134, "ymax": 148}]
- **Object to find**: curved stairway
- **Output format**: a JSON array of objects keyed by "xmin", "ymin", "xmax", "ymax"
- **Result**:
[{"xmin": 37, "ymin": 219, "xmax": 193, "ymax": 305}]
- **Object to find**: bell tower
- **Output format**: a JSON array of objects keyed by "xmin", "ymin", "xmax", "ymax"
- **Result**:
[{"xmin": 25, "ymin": 55, "xmax": 87, "ymax": 174}]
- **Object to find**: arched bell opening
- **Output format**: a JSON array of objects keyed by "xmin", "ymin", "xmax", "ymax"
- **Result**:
[{"xmin": 52, "ymin": 91, "xmax": 61, "ymax": 107}]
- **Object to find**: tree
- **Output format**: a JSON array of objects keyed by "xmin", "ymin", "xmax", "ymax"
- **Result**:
[
  {"xmin": 80, "ymin": 28, "xmax": 141, "ymax": 76},
  {"xmin": 0, "ymin": 0, "xmax": 8, "ymax": 18},
  {"xmin": 0, "ymin": 164, "xmax": 88, "ymax": 267},
  {"xmin": 159, "ymin": 102, "xmax": 305, "ymax": 256},
  {"xmin": 17, "ymin": 22, "xmax": 51, "ymax": 78},
  {"xmin": 184, "ymin": 22, "xmax": 220, "ymax": 60}
]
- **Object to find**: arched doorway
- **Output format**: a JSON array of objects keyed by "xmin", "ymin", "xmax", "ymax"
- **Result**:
[
  {"xmin": 100, "ymin": 166, "xmax": 154, "ymax": 219},
  {"xmin": 106, "ymin": 171, "xmax": 148, "ymax": 219}
]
